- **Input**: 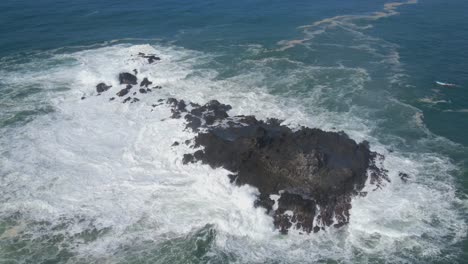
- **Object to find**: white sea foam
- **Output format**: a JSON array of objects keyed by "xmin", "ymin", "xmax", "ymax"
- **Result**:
[
  {"xmin": 0, "ymin": 43, "xmax": 466, "ymax": 263},
  {"xmin": 275, "ymin": 0, "xmax": 417, "ymax": 97},
  {"xmin": 279, "ymin": 0, "xmax": 419, "ymax": 51}
]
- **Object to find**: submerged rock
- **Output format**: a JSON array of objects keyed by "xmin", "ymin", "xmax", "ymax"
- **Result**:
[
  {"xmin": 138, "ymin": 52, "xmax": 161, "ymax": 64},
  {"xmin": 119, "ymin": 72, "xmax": 137, "ymax": 85},
  {"xmin": 169, "ymin": 99, "xmax": 388, "ymax": 234},
  {"xmin": 399, "ymin": 172, "xmax": 410, "ymax": 183}
]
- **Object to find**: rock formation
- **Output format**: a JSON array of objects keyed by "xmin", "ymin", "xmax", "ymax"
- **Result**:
[
  {"xmin": 89, "ymin": 53, "xmax": 389, "ymax": 234},
  {"xmin": 169, "ymin": 99, "xmax": 388, "ymax": 234}
]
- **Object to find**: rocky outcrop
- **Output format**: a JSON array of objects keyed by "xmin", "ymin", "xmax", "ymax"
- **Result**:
[
  {"xmin": 88, "ymin": 53, "xmax": 389, "ymax": 235},
  {"xmin": 169, "ymin": 99, "xmax": 388, "ymax": 234}
]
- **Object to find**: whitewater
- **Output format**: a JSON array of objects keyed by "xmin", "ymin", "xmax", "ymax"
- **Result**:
[
  {"xmin": 0, "ymin": 41, "xmax": 465, "ymax": 263},
  {"xmin": 1, "ymin": 0, "xmax": 468, "ymax": 262}
]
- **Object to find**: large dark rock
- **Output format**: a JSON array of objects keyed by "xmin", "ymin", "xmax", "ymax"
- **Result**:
[
  {"xmin": 119, "ymin": 72, "xmax": 137, "ymax": 85},
  {"xmin": 169, "ymin": 99, "xmax": 388, "ymax": 234}
]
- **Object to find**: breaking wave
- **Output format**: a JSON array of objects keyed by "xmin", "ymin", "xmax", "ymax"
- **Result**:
[{"xmin": 0, "ymin": 41, "xmax": 465, "ymax": 263}]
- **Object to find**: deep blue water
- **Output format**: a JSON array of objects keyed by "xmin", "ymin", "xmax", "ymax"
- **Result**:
[
  {"xmin": 0, "ymin": 0, "xmax": 467, "ymax": 263},
  {"xmin": 0, "ymin": 0, "xmax": 385, "ymax": 54}
]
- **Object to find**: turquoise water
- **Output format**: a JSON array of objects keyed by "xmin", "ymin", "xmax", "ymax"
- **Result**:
[{"xmin": 0, "ymin": 0, "xmax": 467, "ymax": 263}]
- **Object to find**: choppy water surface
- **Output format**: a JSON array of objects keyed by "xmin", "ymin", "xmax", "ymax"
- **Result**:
[{"xmin": 0, "ymin": 0, "xmax": 467, "ymax": 263}]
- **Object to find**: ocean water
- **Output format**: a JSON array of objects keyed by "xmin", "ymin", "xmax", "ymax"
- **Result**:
[{"xmin": 0, "ymin": 0, "xmax": 467, "ymax": 263}]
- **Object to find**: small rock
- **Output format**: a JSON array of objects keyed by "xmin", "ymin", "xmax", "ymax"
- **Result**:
[
  {"xmin": 147, "ymin": 55, "xmax": 160, "ymax": 64},
  {"xmin": 81, "ymin": 96, "xmax": 86, "ymax": 100},
  {"xmin": 140, "ymin": 77, "xmax": 152, "ymax": 87},
  {"xmin": 117, "ymin": 88, "xmax": 130, "ymax": 97},
  {"xmin": 167, "ymin": 98, "xmax": 178, "ymax": 106},
  {"xmin": 119, "ymin": 72, "xmax": 137, "ymax": 85},
  {"xmin": 96, "ymin": 83, "xmax": 112, "ymax": 93},
  {"xmin": 109, "ymin": 97, "xmax": 115, "ymax": 101},
  {"xmin": 172, "ymin": 141, "xmax": 180, "ymax": 146},
  {"xmin": 399, "ymin": 172, "xmax": 410, "ymax": 183},
  {"xmin": 139, "ymin": 88, "xmax": 147, "ymax": 94},
  {"xmin": 133, "ymin": 69, "xmax": 138, "ymax": 75},
  {"xmin": 123, "ymin": 97, "xmax": 132, "ymax": 103}
]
